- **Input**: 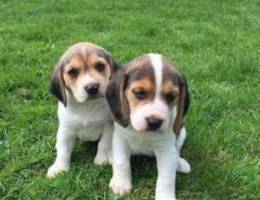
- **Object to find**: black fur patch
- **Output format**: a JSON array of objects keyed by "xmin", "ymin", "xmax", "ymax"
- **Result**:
[
  {"xmin": 49, "ymin": 66, "xmax": 67, "ymax": 106},
  {"xmin": 106, "ymin": 68, "xmax": 129, "ymax": 127}
]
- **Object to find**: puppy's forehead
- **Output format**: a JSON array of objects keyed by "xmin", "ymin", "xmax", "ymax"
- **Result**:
[
  {"xmin": 126, "ymin": 54, "xmax": 181, "ymax": 88},
  {"xmin": 126, "ymin": 55, "xmax": 155, "ymax": 84},
  {"xmin": 127, "ymin": 55, "xmax": 151, "ymax": 70},
  {"xmin": 162, "ymin": 58, "xmax": 181, "ymax": 87},
  {"xmin": 66, "ymin": 42, "xmax": 106, "ymax": 58},
  {"xmin": 58, "ymin": 42, "xmax": 108, "ymax": 68}
]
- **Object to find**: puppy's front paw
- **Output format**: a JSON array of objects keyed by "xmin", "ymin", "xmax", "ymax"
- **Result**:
[
  {"xmin": 156, "ymin": 193, "xmax": 176, "ymax": 200},
  {"xmin": 109, "ymin": 177, "xmax": 132, "ymax": 196},
  {"xmin": 47, "ymin": 163, "xmax": 69, "ymax": 178},
  {"xmin": 177, "ymin": 157, "xmax": 191, "ymax": 174},
  {"xmin": 156, "ymin": 196, "xmax": 176, "ymax": 200},
  {"xmin": 94, "ymin": 151, "xmax": 112, "ymax": 165}
]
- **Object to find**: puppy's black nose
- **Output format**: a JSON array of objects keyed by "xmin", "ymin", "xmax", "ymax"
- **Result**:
[
  {"xmin": 146, "ymin": 117, "xmax": 163, "ymax": 131},
  {"xmin": 85, "ymin": 84, "xmax": 99, "ymax": 95}
]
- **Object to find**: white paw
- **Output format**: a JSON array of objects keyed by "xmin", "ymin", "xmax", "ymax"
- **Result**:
[
  {"xmin": 47, "ymin": 162, "xmax": 69, "ymax": 178},
  {"xmin": 94, "ymin": 151, "xmax": 112, "ymax": 165},
  {"xmin": 156, "ymin": 193, "xmax": 176, "ymax": 200},
  {"xmin": 156, "ymin": 197, "xmax": 176, "ymax": 200},
  {"xmin": 177, "ymin": 157, "xmax": 191, "ymax": 174},
  {"xmin": 109, "ymin": 177, "xmax": 132, "ymax": 196},
  {"xmin": 157, "ymin": 197, "xmax": 176, "ymax": 200}
]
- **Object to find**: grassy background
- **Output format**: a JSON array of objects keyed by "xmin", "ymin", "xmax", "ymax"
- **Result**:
[{"xmin": 0, "ymin": 0, "xmax": 259, "ymax": 199}]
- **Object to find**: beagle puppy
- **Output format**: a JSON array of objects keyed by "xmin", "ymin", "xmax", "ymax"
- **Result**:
[
  {"xmin": 47, "ymin": 42, "xmax": 118, "ymax": 178},
  {"xmin": 106, "ymin": 53, "xmax": 190, "ymax": 200}
]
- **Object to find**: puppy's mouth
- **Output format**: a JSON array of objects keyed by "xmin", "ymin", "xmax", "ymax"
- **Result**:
[
  {"xmin": 130, "ymin": 123, "xmax": 163, "ymax": 134},
  {"xmin": 146, "ymin": 127, "xmax": 162, "ymax": 133},
  {"xmin": 132, "ymin": 126, "xmax": 164, "ymax": 134},
  {"xmin": 87, "ymin": 93, "xmax": 103, "ymax": 100},
  {"xmin": 74, "ymin": 93, "xmax": 103, "ymax": 103},
  {"xmin": 84, "ymin": 83, "xmax": 104, "ymax": 100}
]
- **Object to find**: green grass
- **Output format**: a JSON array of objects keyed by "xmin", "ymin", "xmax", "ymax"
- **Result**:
[{"xmin": 0, "ymin": 0, "xmax": 259, "ymax": 199}]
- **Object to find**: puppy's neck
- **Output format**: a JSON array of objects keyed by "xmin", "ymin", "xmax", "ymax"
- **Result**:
[
  {"xmin": 58, "ymin": 92, "xmax": 110, "ymax": 124},
  {"xmin": 116, "ymin": 122, "xmax": 173, "ymax": 136}
]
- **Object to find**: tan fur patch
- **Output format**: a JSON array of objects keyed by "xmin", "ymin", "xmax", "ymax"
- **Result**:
[
  {"xmin": 161, "ymin": 80, "xmax": 180, "ymax": 95},
  {"xmin": 125, "ymin": 55, "xmax": 151, "ymax": 72},
  {"xmin": 161, "ymin": 80, "xmax": 180, "ymax": 105},
  {"xmin": 63, "ymin": 56, "xmax": 84, "ymax": 89},
  {"xmin": 86, "ymin": 53, "xmax": 111, "ymax": 84},
  {"xmin": 125, "ymin": 78, "xmax": 155, "ymax": 114},
  {"xmin": 61, "ymin": 44, "xmax": 112, "ymax": 91}
]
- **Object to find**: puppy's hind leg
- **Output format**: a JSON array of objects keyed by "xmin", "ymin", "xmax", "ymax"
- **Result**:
[
  {"xmin": 177, "ymin": 156, "xmax": 191, "ymax": 174},
  {"xmin": 176, "ymin": 127, "xmax": 191, "ymax": 174},
  {"xmin": 176, "ymin": 126, "xmax": 187, "ymax": 153}
]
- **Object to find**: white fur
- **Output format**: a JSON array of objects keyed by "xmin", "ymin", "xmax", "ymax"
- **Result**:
[
  {"xmin": 130, "ymin": 54, "xmax": 170, "ymax": 132},
  {"xmin": 47, "ymin": 93, "xmax": 113, "ymax": 178},
  {"xmin": 73, "ymin": 74, "xmax": 97, "ymax": 102},
  {"xmin": 130, "ymin": 99, "xmax": 170, "ymax": 132},
  {"xmin": 110, "ymin": 123, "xmax": 179, "ymax": 200},
  {"xmin": 149, "ymin": 53, "xmax": 163, "ymax": 97},
  {"xmin": 71, "ymin": 73, "xmax": 107, "ymax": 103},
  {"xmin": 110, "ymin": 54, "xmax": 190, "ymax": 199},
  {"xmin": 176, "ymin": 127, "xmax": 191, "ymax": 173}
]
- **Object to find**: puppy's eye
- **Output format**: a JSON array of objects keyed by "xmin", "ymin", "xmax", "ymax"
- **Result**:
[
  {"xmin": 68, "ymin": 68, "xmax": 79, "ymax": 78},
  {"xmin": 134, "ymin": 90, "xmax": 147, "ymax": 100},
  {"xmin": 95, "ymin": 63, "xmax": 106, "ymax": 72},
  {"xmin": 165, "ymin": 93, "xmax": 176, "ymax": 103}
]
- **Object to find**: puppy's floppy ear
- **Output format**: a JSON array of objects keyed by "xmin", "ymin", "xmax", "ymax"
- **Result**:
[
  {"xmin": 173, "ymin": 73, "xmax": 190, "ymax": 136},
  {"xmin": 50, "ymin": 62, "xmax": 67, "ymax": 107},
  {"xmin": 106, "ymin": 52, "xmax": 120, "ymax": 74},
  {"xmin": 106, "ymin": 68, "xmax": 129, "ymax": 127}
]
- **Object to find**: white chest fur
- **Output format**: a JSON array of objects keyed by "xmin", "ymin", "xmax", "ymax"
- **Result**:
[
  {"xmin": 58, "ymin": 97, "xmax": 111, "ymax": 141},
  {"xmin": 111, "ymin": 123, "xmax": 178, "ymax": 200},
  {"xmin": 114, "ymin": 123, "xmax": 176, "ymax": 156},
  {"xmin": 47, "ymin": 97, "xmax": 113, "ymax": 178}
]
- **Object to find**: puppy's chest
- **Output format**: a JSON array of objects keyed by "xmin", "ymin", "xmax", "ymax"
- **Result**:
[
  {"xmin": 129, "ymin": 135, "xmax": 155, "ymax": 156},
  {"xmin": 72, "ymin": 113, "xmax": 109, "ymax": 141},
  {"xmin": 59, "ymin": 101, "xmax": 111, "ymax": 141},
  {"xmin": 128, "ymin": 133, "xmax": 175, "ymax": 156},
  {"xmin": 116, "ymin": 124, "xmax": 175, "ymax": 156},
  {"xmin": 115, "ymin": 125, "xmax": 155, "ymax": 156},
  {"xmin": 77, "ymin": 121, "xmax": 104, "ymax": 141}
]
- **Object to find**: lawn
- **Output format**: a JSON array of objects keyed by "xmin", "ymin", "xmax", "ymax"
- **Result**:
[{"xmin": 0, "ymin": 0, "xmax": 259, "ymax": 199}]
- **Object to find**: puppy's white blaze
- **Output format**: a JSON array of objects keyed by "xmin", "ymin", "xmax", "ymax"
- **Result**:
[
  {"xmin": 74, "ymin": 73, "xmax": 98, "ymax": 102},
  {"xmin": 80, "ymin": 73, "xmax": 98, "ymax": 87},
  {"xmin": 130, "ymin": 100, "xmax": 169, "ymax": 132},
  {"xmin": 149, "ymin": 53, "xmax": 163, "ymax": 98},
  {"xmin": 131, "ymin": 54, "xmax": 173, "ymax": 132}
]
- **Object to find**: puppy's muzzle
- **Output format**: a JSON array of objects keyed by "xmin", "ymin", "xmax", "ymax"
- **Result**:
[
  {"xmin": 146, "ymin": 116, "xmax": 163, "ymax": 131},
  {"xmin": 85, "ymin": 84, "xmax": 100, "ymax": 95}
]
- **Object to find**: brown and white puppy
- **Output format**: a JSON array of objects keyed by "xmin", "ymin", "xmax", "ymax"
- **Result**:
[
  {"xmin": 106, "ymin": 53, "xmax": 190, "ymax": 200},
  {"xmin": 47, "ymin": 42, "xmax": 118, "ymax": 178}
]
